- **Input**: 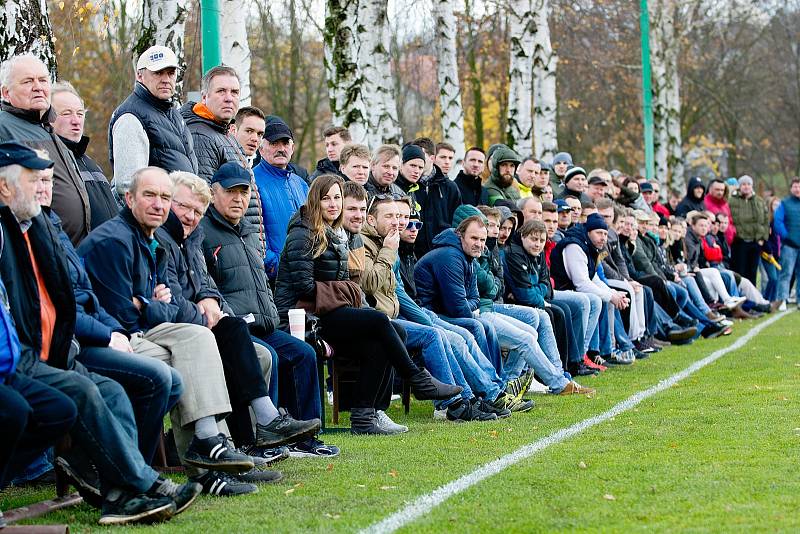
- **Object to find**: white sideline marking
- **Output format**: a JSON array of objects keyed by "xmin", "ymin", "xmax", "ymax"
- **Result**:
[{"xmin": 362, "ymin": 312, "xmax": 788, "ymax": 534}]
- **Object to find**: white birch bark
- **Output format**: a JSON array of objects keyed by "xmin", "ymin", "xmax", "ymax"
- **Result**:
[
  {"xmin": 357, "ymin": 0, "xmax": 401, "ymax": 147},
  {"xmin": 140, "ymin": 0, "xmax": 189, "ymax": 90},
  {"xmin": 0, "ymin": 0, "xmax": 57, "ymax": 77},
  {"xmin": 432, "ymin": 0, "xmax": 465, "ymax": 161},
  {"xmin": 506, "ymin": 0, "xmax": 534, "ymax": 155},
  {"xmin": 531, "ymin": 0, "xmax": 558, "ymax": 161},
  {"xmin": 220, "ymin": 0, "xmax": 252, "ymax": 106},
  {"xmin": 324, "ymin": 0, "xmax": 369, "ymax": 145},
  {"xmin": 649, "ymin": 0, "xmax": 684, "ymax": 189}
]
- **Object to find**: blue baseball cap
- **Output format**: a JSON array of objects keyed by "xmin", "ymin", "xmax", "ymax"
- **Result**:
[
  {"xmin": 554, "ymin": 199, "xmax": 571, "ymax": 213},
  {"xmin": 0, "ymin": 142, "xmax": 54, "ymax": 170},
  {"xmin": 211, "ymin": 162, "xmax": 251, "ymax": 189}
]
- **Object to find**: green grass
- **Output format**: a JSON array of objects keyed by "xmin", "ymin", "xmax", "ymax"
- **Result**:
[{"xmin": 3, "ymin": 312, "xmax": 799, "ymax": 533}]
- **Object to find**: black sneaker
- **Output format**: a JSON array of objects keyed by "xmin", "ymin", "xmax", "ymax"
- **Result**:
[
  {"xmin": 236, "ymin": 469, "xmax": 283, "ymax": 484},
  {"xmin": 446, "ymin": 398, "xmax": 496, "ymax": 422},
  {"xmin": 255, "ymin": 410, "xmax": 321, "ymax": 447},
  {"xmin": 482, "ymin": 396, "xmax": 513, "ymax": 418},
  {"xmin": 98, "ymin": 490, "xmax": 175, "ymax": 525},
  {"xmin": 569, "ymin": 362, "xmax": 600, "ymax": 376},
  {"xmin": 55, "ymin": 456, "xmax": 103, "ymax": 508},
  {"xmin": 192, "ymin": 471, "xmax": 258, "ymax": 496},
  {"xmin": 243, "ymin": 444, "xmax": 291, "ymax": 465},
  {"xmin": 184, "ymin": 433, "xmax": 254, "ymax": 473},
  {"xmin": 287, "ymin": 437, "xmax": 341, "ymax": 458},
  {"xmin": 148, "ymin": 476, "xmax": 202, "ymax": 515}
]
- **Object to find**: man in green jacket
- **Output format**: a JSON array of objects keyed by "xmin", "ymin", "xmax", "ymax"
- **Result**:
[
  {"xmin": 728, "ymin": 175, "xmax": 769, "ymax": 284},
  {"xmin": 485, "ymin": 146, "xmax": 522, "ymax": 206}
]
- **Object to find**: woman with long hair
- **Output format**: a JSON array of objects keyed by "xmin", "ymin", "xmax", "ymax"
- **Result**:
[{"xmin": 273, "ymin": 174, "xmax": 460, "ymax": 435}]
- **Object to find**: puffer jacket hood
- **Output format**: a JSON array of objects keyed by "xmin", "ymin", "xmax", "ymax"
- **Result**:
[{"xmin": 431, "ymin": 227, "xmax": 463, "ymax": 250}]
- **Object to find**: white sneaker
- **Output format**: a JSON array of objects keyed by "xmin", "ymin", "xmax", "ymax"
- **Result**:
[
  {"xmin": 779, "ymin": 301, "xmax": 787, "ymax": 312},
  {"xmin": 375, "ymin": 410, "xmax": 408, "ymax": 433},
  {"xmin": 326, "ymin": 390, "xmax": 333, "ymax": 406},
  {"xmin": 433, "ymin": 408, "xmax": 448, "ymax": 421},
  {"xmin": 390, "ymin": 394, "xmax": 401, "ymax": 402},
  {"xmin": 723, "ymin": 296, "xmax": 747, "ymax": 310},
  {"xmin": 527, "ymin": 378, "xmax": 550, "ymax": 394}
]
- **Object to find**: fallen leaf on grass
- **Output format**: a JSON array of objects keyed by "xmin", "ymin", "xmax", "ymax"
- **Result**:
[
  {"xmin": 388, "ymin": 469, "xmax": 398, "ymax": 478},
  {"xmin": 489, "ymin": 430, "xmax": 498, "ymax": 438},
  {"xmin": 284, "ymin": 488, "xmax": 295, "ymax": 495},
  {"xmin": 603, "ymin": 494, "xmax": 616, "ymax": 501},
  {"xmin": 578, "ymin": 461, "xmax": 587, "ymax": 469},
  {"xmin": 327, "ymin": 463, "xmax": 334, "ymax": 471},
  {"xmin": 380, "ymin": 485, "xmax": 396, "ymax": 490},
  {"xmin": 324, "ymin": 513, "xmax": 341, "ymax": 520},
  {"xmin": 356, "ymin": 484, "xmax": 366, "ymax": 488},
  {"xmin": 294, "ymin": 483, "xmax": 303, "ymax": 488}
]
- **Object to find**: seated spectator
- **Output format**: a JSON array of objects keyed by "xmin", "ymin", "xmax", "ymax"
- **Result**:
[
  {"xmin": 558, "ymin": 167, "xmax": 591, "ymax": 202},
  {"xmin": 197, "ymin": 164, "xmax": 337, "ymax": 457},
  {"xmin": 486, "ymin": 146, "xmax": 522, "ymax": 206},
  {"xmin": 518, "ymin": 196, "xmax": 542, "ymax": 223},
  {"xmin": 0, "ymin": 143, "xmax": 200, "ymax": 524},
  {"xmin": 339, "ymin": 143, "xmax": 372, "ymax": 186},
  {"xmin": 365, "ymin": 144, "xmax": 405, "ymax": 198},
  {"xmin": 37, "ymin": 160, "xmax": 181, "ymax": 467},
  {"xmin": 586, "ymin": 175, "xmax": 609, "ymax": 204},
  {"xmin": 78, "ymin": 167, "xmax": 268, "ymax": 496},
  {"xmin": 309, "ymin": 125, "xmax": 350, "ymax": 181},
  {"xmin": 667, "ymin": 188, "xmax": 682, "ymax": 215},
  {"xmin": 50, "ymin": 81, "xmax": 119, "ymax": 229},
  {"xmin": 273, "ymin": 174, "xmax": 460, "ymax": 434},
  {"xmin": 516, "ymin": 157, "xmax": 540, "ymax": 198},
  {"xmin": 550, "ymin": 152, "xmax": 572, "ymax": 192},
  {"xmin": 454, "ymin": 147, "xmax": 488, "ymax": 206},
  {"xmin": 704, "ymin": 178, "xmax": 736, "ymax": 246},
  {"xmin": 0, "ymin": 54, "xmax": 91, "ymax": 244}
]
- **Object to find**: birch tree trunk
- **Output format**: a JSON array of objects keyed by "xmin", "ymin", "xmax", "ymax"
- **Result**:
[
  {"xmin": 0, "ymin": 0, "xmax": 57, "ymax": 77},
  {"xmin": 432, "ymin": 0, "xmax": 465, "ymax": 160},
  {"xmin": 649, "ymin": 0, "xmax": 684, "ymax": 189},
  {"xmin": 324, "ymin": 0, "xmax": 369, "ymax": 145},
  {"xmin": 138, "ymin": 0, "xmax": 189, "ymax": 91},
  {"xmin": 220, "ymin": 0, "xmax": 252, "ymax": 106},
  {"xmin": 506, "ymin": 0, "xmax": 534, "ymax": 155},
  {"xmin": 531, "ymin": 0, "xmax": 558, "ymax": 161},
  {"xmin": 357, "ymin": 0, "xmax": 401, "ymax": 147}
]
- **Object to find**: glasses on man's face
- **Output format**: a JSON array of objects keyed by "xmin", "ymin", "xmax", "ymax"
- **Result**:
[
  {"xmin": 172, "ymin": 200, "xmax": 205, "ymax": 219},
  {"xmin": 406, "ymin": 220, "xmax": 423, "ymax": 231},
  {"xmin": 367, "ymin": 193, "xmax": 402, "ymax": 214}
]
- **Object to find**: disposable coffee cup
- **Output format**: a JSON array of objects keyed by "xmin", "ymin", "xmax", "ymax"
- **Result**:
[{"xmin": 288, "ymin": 309, "xmax": 306, "ymax": 340}]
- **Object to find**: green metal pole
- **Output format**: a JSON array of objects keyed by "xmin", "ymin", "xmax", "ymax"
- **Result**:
[
  {"xmin": 640, "ymin": 0, "xmax": 655, "ymax": 181},
  {"xmin": 200, "ymin": 0, "xmax": 221, "ymax": 74}
]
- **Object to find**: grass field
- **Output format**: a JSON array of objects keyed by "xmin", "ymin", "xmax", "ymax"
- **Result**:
[{"xmin": 3, "ymin": 311, "xmax": 799, "ymax": 533}]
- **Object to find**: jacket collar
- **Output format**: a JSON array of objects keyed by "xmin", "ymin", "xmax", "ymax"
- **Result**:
[
  {"xmin": 119, "ymin": 206, "xmax": 162, "ymax": 245},
  {"xmin": 1, "ymin": 100, "xmax": 55, "ymax": 128},
  {"xmin": 256, "ymin": 159, "xmax": 292, "ymax": 180},
  {"xmin": 59, "ymin": 135, "xmax": 90, "ymax": 157},
  {"xmin": 133, "ymin": 82, "xmax": 174, "ymax": 112},
  {"xmin": 456, "ymin": 170, "xmax": 482, "ymax": 191}
]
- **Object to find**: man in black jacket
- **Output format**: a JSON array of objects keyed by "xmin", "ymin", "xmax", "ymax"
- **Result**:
[
  {"xmin": 0, "ymin": 143, "xmax": 199, "ymax": 524},
  {"xmin": 50, "ymin": 81, "xmax": 120, "ymax": 229},
  {"xmin": 454, "ymin": 146, "xmax": 488, "ymax": 206},
  {"xmin": 309, "ymin": 125, "xmax": 350, "ymax": 182},
  {"xmin": 201, "ymin": 163, "xmax": 338, "ymax": 459}
]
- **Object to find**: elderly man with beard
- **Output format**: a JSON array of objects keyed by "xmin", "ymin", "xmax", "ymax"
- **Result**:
[{"xmin": 486, "ymin": 146, "xmax": 522, "ymax": 206}]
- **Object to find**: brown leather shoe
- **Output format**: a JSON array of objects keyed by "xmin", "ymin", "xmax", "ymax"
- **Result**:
[
  {"xmin": 559, "ymin": 381, "xmax": 596, "ymax": 396},
  {"xmin": 705, "ymin": 310, "xmax": 725, "ymax": 322},
  {"xmin": 770, "ymin": 300, "xmax": 784, "ymax": 313},
  {"xmin": 732, "ymin": 307, "xmax": 754, "ymax": 320}
]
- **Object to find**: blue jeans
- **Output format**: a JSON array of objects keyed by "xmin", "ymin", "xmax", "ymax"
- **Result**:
[
  {"xmin": 549, "ymin": 300, "xmax": 581, "ymax": 364},
  {"xmin": 667, "ymin": 281, "xmax": 708, "ymax": 325},
  {"xmin": 496, "ymin": 304, "xmax": 564, "ymax": 377},
  {"xmin": 680, "ymin": 276, "xmax": 711, "ymax": 313},
  {"xmin": 482, "ymin": 311, "xmax": 569, "ymax": 393},
  {"xmin": 612, "ymin": 307, "xmax": 634, "ymax": 352},
  {"xmin": 78, "ymin": 346, "xmax": 182, "ymax": 465},
  {"xmin": 760, "ymin": 259, "xmax": 779, "ymax": 301},
  {"xmin": 425, "ymin": 310, "xmax": 503, "ymax": 401},
  {"xmin": 30, "ymin": 361, "xmax": 159, "ymax": 494},
  {"xmin": 718, "ymin": 269, "xmax": 740, "ymax": 297},
  {"xmin": 257, "ymin": 330, "xmax": 320, "ymax": 421},
  {"xmin": 396, "ymin": 319, "xmax": 472, "ymax": 409},
  {"xmin": 553, "ymin": 290, "xmax": 601, "ymax": 355},
  {"xmin": 778, "ymin": 244, "xmax": 800, "ymax": 301},
  {"xmin": 597, "ymin": 301, "xmax": 612, "ymax": 355}
]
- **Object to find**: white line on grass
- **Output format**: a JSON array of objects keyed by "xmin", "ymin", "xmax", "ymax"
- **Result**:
[{"xmin": 362, "ymin": 311, "xmax": 788, "ymax": 534}]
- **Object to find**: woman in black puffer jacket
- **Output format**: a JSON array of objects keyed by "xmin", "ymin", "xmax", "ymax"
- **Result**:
[{"xmin": 273, "ymin": 174, "xmax": 460, "ymax": 435}]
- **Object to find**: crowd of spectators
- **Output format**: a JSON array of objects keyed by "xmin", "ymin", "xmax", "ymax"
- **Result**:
[{"xmin": 0, "ymin": 45, "xmax": 795, "ymax": 527}]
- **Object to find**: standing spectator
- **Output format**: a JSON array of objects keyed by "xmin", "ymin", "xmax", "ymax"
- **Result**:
[
  {"xmin": 339, "ymin": 144, "xmax": 372, "ymax": 186},
  {"xmin": 666, "ymin": 188, "xmax": 682, "ymax": 215},
  {"xmin": 180, "ymin": 66, "xmax": 244, "ymax": 182},
  {"xmin": 728, "ymin": 175, "xmax": 769, "ymax": 284},
  {"xmin": 557, "ymin": 167, "xmax": 591, "ymax": 202},
  {"xmin": 704, "ymin": 178, "xmax": 736, "ymax": 245},
  {"xmin": 309, "ymin": 125, "xmax": 350, "ymax": 181},
  {"xmin": 253, "ymin": 116, "xmax": 309, "ymax": 280},
  {"xmin": 454, "ymin": 146, "xmax": 488, "ymax": 206},
  {"xmin": 0, "ymin": 54, "xmax": 91, "ymax": 245},
  {"xmin": 413, "ymin": 142, "xmax": 463, "ymax": 257},
  {"xmin": 50, "ymin": 81, "xmax": 119, "ymax": 229},
  {"xmin": 644, "ymin": 181, "xmax": 670, "ymax": 218},
  {"xmin": 516, "ymin": 157, "xmax": 540, "ymax": 198},
  {"xmin": 550, "ymin": 152, "xmax": 572, "ymax": 191},
  {"xmin": 485, "ymin": 146, "xmax": 522, "ymax": 206},
  {"xmin": 109, "ymin": 45, "xmax": 197, "ymax": 195},
  {"xmin": 433, "ymin": 142, "xmax": 456, "ymax": 177},
  {"xmin": 676, "ymin": 177, "xmax": 707, "ymax": 217},
  {"xmin": 229, "ymin": 106, "xmax": 266, "ymax": 165},
  {"xmin": 761, "ymin": 196, "xmax": 782, "ymax": 302},
  {"xmin": 774, "ymin": 177, "xmax": 800, "ymax": 309}
]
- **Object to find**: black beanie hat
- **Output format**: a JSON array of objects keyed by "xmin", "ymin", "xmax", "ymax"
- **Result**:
[
  {"xmin": 585, "ymin": 213, "xmax": 608, "ymax": 233},
  {"xmin": 402, "ymin": 144, "xmax": 426, "ymax": 164}
]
